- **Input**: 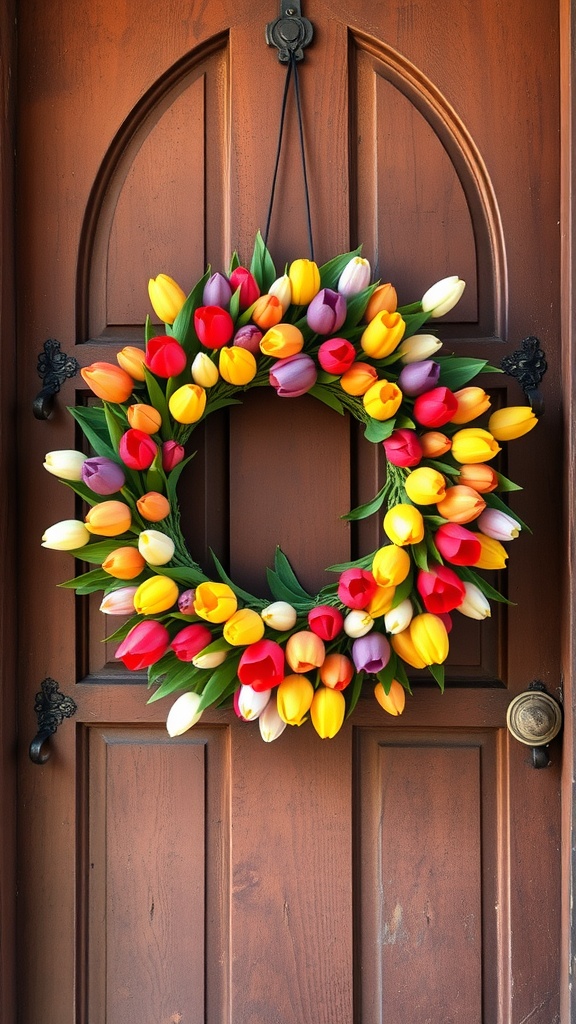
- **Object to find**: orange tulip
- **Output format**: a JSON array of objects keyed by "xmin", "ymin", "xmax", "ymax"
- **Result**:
[
  {"xmin": 102, "ymin": 546, "xmax": 146, "ymax": 579},
  {"xmin": 458, "ymin": 463, "xmax": 499, "ymax": 493},
  {"xmin": 436, "ymin": 484, "xmax": 486, "ymax": 523},
  {"xmin": 364, "ymin": 283, "xmax": 398, "ymax": 321},
  {"xmin": 127, "ymin": 403, "xmax": 163, "ymax": 434},
  {"xmin": 251, "ymin": 294, "xmax": 283, "ymax": 329},
  {"xmin": 136, "ymin": 491, "xmax": 171, "ymax": 522},
  {"xmin": 374, "ymin": 678, "xmax": 406, "ymax": 716},
  {"xmin": 450, "ymin": 387, "xmax": 491, "ymax": 424},
  {"xmin": 319, "ymin": 653, "xmax": 354, "ymax": 690},
  {"xmin": 339, "ymin": 361, "xmax": 378, "ymax": 396},
  {"xmin": 419, "ymin": 431, "xmax": 452, "ymax": 457},
  {"xmin": 80, "ymin": 362, "xmax": 135, "ymax": 403},
  {"xmin": 117, "ymin": 346, "xmax": 147, "ymax": 381},
  {"xmin": 285, "ymin": 630, "xmax": 325, "ymax": 673},
  {"xmin": 85, "ymin": 500, "xmax": 132, "ymax": 537}
]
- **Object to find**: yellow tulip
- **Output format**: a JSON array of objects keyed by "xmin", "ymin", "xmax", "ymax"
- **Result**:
[
  {"xmin": 286, "ymin": 630, "xmax": 325, "ymax": 673},
  {"xmin": 134, "ymin": 575, "xmax": 179, "ymax": 615},
  {"xmin": 219, "ymin": 346, "xmax": 257, "ymax": 385},
  {"xmin": 365, "ymin": 584, "xmax": 396, "ymax": 618},
  {"xmin": 276, "ymin": 674, "xmax": 315, "ymax": 726},
  {"xmin": 404, "ymin": 467, "xmax": 446, "ymax": 505},
  {"xmin": 310, "ymin": 687, "xmax": 346, "ymax": 739},
  {"xmin": 363, "ymin": 379, "xmax": 403, "ymax": 421},
  {"xmin": 488, "ymin": 406, "xmax": 538, "ymax": 441},
  {"xmin": 117, "ymin": 346, "xmax": 147, "ymax": 381},
  {"xmin": 168, "ymin": 384, "xmax": 206, "ymax": 424},
  {"xmin": 288, "ymin": 258, "xmax": 321, "ymax": 304},
  {"xmin": 474, "ymin": 533, "xmax": 509, "ymax": 569},
  {"xmin": 391, "ymin": 627, "xmax": 427, "ymax": 669},
  {"xmin": 148, "ymin": 273, "xmax": 187, "ymax": 324},
  {"xmin": 223, "ymin": 608, "xmax": 265, "ymax": 646},
  {"xmin": 191, "ymin": 352, "xmax": 219, "ymax": 387},
  {"xmin": 360, "ymin": 310, "xmax": 405, "ymax": 358},
  {"xmin": 383, "ymin": 503, "xmax": 425, "ymax": 545},
  {"xmin": 374, "ymin": 678, "xmax": 406, "ymax": 716},
  {"xmin": 451, "ymin": 428, "xmax": 500, "ymax": 463},
  {"xmin": 372, "ymin": 544, "xmax": 411, "ymax": 587},
  {"xmin": 409, "ymin": 613, "xmax": 449, "ymax": 664},
  {"xmin": 194, "ymin": 581, "xmax": 238, "ymax": 623}
]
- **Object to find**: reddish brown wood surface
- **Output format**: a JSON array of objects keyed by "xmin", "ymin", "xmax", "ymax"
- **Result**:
[{"xmin": 14, "ymin": 1, "xmax": 564, "ymax": 1022}]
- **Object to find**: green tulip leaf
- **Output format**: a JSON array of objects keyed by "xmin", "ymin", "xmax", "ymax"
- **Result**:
[
  {"xmin": 273, "ymin": 548, "xmax": 314, "ymax": 602},
  {"xmin": 411, "ymin": 540, "xmax": 429, "ymax": 572},
  {"xmin": 60, "ymin": 479, "xmax": 112, "ymax": 506},
  {"xmin": 345, "ymin": 671, "xmax": 365, "ymax": 718},
  {"xmin": 228, "ymin": 251, "xmax": 240, "ymax": 274},
  {"xmin": 103, "ymin": 401, "xmax": 128, "ymax": 452},
  {"xmin": 146, "ymin": 650, "xmax": 181, "ymax": 685},
  {"xmin": 427, "ymin": 663, "xmax": 445, "ymax": 692},
  {"xmin": 390, "ymin": 572, "xmax": 414, "ymax": 609},
  {"xmin": 458, "ymin": 566, "xmax": 514, "ymax": 604},
  {"xmin": 103, "ymin": 614, "xmax": 143, "ymax": 644},
  {"xmin": 343, "ymin": 284, "xmax": 377, "ymax": 328},
  {"xmin": 394, "ymin": 659, "xmax": 412, "ymax": 693},
  {"xmin": 496, "ymin": 472, "xmax": 523, "ymax": 493},
  {"xmin": 143, "ymin": 366, "xmax": 171, "ymax": 436},
  {"xmin": 210, "ymin": 550, "xmax": 267, "ymax": 608},
  {"xmin": 266, "ymin": 570, "xmax": 314, "ymax": 611},
  {"xmin": 308, "ymin": 384, "xmax": 345, "ymax": 415},
  {"xmin": 147, "ymin": 663, "xmax": 207, "ymax": 703},
  {"xmin": 250, "ymin": 230, "xmax": 277, "ymax": 293},
  {"xmin": 59, "ymin": 567, "xmax": 118, "ymax": 593},
  {"xmin": 68, "ymin": 539, "xmax": 136, "ymax": 563},
  {"xmin": 364, "ymin": 417, "xmax": 396, "ymax": 443},
  {"xmin": 196, "ymin": 655, "xmax": 243, "ymax": 713},
  {"xmin": 69, "ymin": 406, "xmax": 117, "ymax": 461},
  {"xmin": 326, "ymin": 552, "xmax": 376, "ymax": 572},
  {"xmin": 397, "ymin": 301, "xmax": 422, "ymax": 315},
  {"xmin": 402, "ymin": 310, "xmax": 432, "ymax": 339},
  {"xmin": 154, "ymin": 564, "xmax": 209, "ymax": 586},
  {"xmin": 229, "ymin": 285, "xmax": 242, "ymax": 323},
  {"xmin": 426, "ymin": 459, "xmax": 460, "ymax": 477},
  {"xmin": 319, "ymin": 247, "xmax": 362, "ymax": 290},
  {"xmin": 376, "ymin": 659, "xmax": 397, "ymax": 694},
  {"xmin": 165, "ymin": 453, "xmax": 196, "ymax": 503},
  {"xmin": 342, "ymin": 484, "xmax": 388, "ymax": 521},
  {"xmin": 436, "ymin": 356, "xmax": 501, "ymax": 391},
  {"xmin": 394, "ymin": 414, "xmax": 416, "ymax": 430}
]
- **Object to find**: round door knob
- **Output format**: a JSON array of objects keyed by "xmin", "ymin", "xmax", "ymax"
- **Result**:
[{"xmin": 506, "ymin": 689, "xmax": 562, "ymax": 747}]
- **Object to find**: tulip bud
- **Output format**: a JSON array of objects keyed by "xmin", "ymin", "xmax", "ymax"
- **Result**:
[
  {"xmin": 85, "ymin": 500, "xmax": 132, "ymax": 537},
  {"xmin": 396, "ymin": 334, "xmax": 443, "ymax": 364},
  {"xmin": 162, "ymin": 440, "xmax": 185, "ymax": 472},
  {"xmin": 168, "ymin": 384, "xmax": 207, "ymax": 424},
  {"xmin": 363, "ymin": 379, "xmax": 403, "ymax": 421},
  {"xmin": 372, "ymin": 544, "xmax": 411, "ymax": 587},
  {"xmin": 119, "ymin": 429, "xmax": 158, "ymax": 470},
  {"xmin": 194, "ymin": 581, "xmax": 237, "ymax": 623},
  {"xmin": 384, "ymin": 598, "xmax": 413, "ymax": 634},
  {"xmin": 170, "ymin": 623, "xmax": 212, "ymax": 662},
  {"xmin": 455, "ymin": 581, "xmax": 491, "ymax": 620},
  {"xmin": 229, "ymin": 266, "xmax": 260, "ymax": 309},
  {"xmin": 343, "ymin": 609, "xmax": 374, "ymax": 638},
  {"xmin": 288, "ymin": 258, "xmax": 321, "ymax": 304},
  {"xmin": 319, "ymin": 653, "xmax": 354, "ymax": 690},
  {"xmin": 268, "ymin": 274, "xmax": 292, "ymax": 313},
  {"xmin": 42, "ymin": 519, "xmax": 90, "ymax": 550},
  {"xmin": 352, "ymin": 632, "xmax": 391, "ymax": 674},
  {"xmin": 488, "ymin": 406, "xmax": 538, "ymax": 441},
  {"xmin": 191, "ymin": 351, "xmax": 219, "ymax": 387},
  {"xmin": 203, "ymin": 272, "xmax": 232, "ymax": 309},
  {"xmin": 136, "ymin": 491, "xmax": 170, "ymax": 522},
  {"xmin": 223, "ymin": 608, "xmax": 266, "ymax": 646},
  {"xmin": 80, "ymin": 362, "xmax": 135, "ymax": 403},
  {"xmin": 82, "ymin": 457, "xmax": 126, "ymax": 495},
  {"xmin": 338, "ymin": 256, "xmax": 371, "ymax": 297},
  {"xmin": 194, "ymin": 305, "xmax": 234, "ymax": 349},
  {"xmin": 116, "ymin": 619, "xmax": 170, "ymax": 671},
  {"xmin": 382, "ymin": 429, "xmax": 422, "ymax": 468},
  {"xmin": 250, "ymin": 294, "xmax": 283, "ymax": 330},
  {"xmin": 421, "ymin": 276, "xmax": 466, "ymax": 317},
  {"xmin": 261, "ymin": 601, "xmax": 298, "ymax": 631},
  {"xmin": 99, "ymin": 587, "xmax": 139, "ymax": 615},
  {"xmin": 310, "ymin": 687, "xmax": 346, "ymax": 739},
  {"xmin": 276, "ymin": 674, "xmax": 314, "ymax": 726},
  {"xmin": 219, "ymin": 346, "xmax": 257, "ymax": 386},
  {"xmin": 363, "ymin": 282, "xmax": 398, "ymax": 320},
  {"xmin": 138, "ymin": 529, "xmax": 175, "ymax": 566},
  {"xmin": 102, "ymin": 546, "xmax": 146, "ymax": 579},
  {"xmin": 148, "ymin": 274, "xmax": 187, "ymax": 325},
  {"xmin": 117, "ymin": 346, "xmax": 147, "ymax": 381},
  {"xmin": 450, "ymin": 387, "xmax": 491, "ymax": 424},
  {"xmin": 269, "ymin": 353, "xmax": 317, "ymax": 397},
  {"xmin": 451, "ymin": 428, "xmax": 500, "ymax": 464},
  {"xmin": 127, "ymin": 403, "xmax": 163, "ymax": 435},
  {"xmin": 166, "ymin": 692, "xmax": 203, "ymax": 737},
  {"xmin": 306, "ymin": 288, "xmax": 347, "ymax": 334},
  {"xmin": 317, "ymin": 338, "xmax": 356, "ymax": 375},
  {"xmin": 233, "ymin": 324, "xmax": 263, "ymax": 355},
  {"xmin": 260, "ymin": 323, "xmax": 304, "ymax": 358},
  {"xmin": 134, "ymin": 575, "xmax": 179, "ymax": 615},
  {"xmin": 404, "ymin": 467, "xmax": 446, "ymax": 505},
  {"xmin": 477, "ymin": 508, "xmax": 521, "ymax": 541},
  {"xmin": 361, "ymin": 311, "xmax": 405, "ymax": 359},
  {"xmin": 145, "ymin": 336, "xmax": 187, "ymax": 378},
  {"xmin": 374, "ymin": 678, "xmax": 406, "ymax": 716},
  {"xmin": 43, "ymin": 450, "xmax": 87, "ymax": 481},
  {"xmin": 383, "ymin": 503, "xmax": 425, "ymax": 545},
  {"xmin": 192, "ymin": 649, "xmax": 228, "ymax": 669},
  {"xmin": 235, "ymin": 684, "xmax": 271, "ymax": 721},
  {"xmin": 436, "ymin": 485, "xmax": 486, "ymax": 524},
  {"xmin": 258, "ymin": 700, "xmax": 287, "ymax": 742},
  {"xmin": 339, "ymin": 361, "xmax": 378, "ymax": 396}
]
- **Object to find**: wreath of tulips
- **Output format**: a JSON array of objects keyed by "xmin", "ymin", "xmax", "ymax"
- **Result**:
[{"xmin": 42, "ymin": 232, "xmax": 537, "ymax": 741}]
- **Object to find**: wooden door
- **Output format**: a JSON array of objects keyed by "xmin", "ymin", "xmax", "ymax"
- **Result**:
[{"xmin": 16, "ymin": 1, "xmax": 563, "ymax": 1022}]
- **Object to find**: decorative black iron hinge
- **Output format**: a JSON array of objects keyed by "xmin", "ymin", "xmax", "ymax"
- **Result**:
[
  {"xmin": 29, "ymin": 677, "xmax": 78, "ymax": 764},
  {"xmin": 500, "ymin": 335, "xmax": 547, "ymax": 417},
  {"xmin": 33, "ymin": 338, "xmax": 80, "ymax": 420},
  {"xmin": 266, "ymin": 0, "xmax": 313, "ymax": 62}
]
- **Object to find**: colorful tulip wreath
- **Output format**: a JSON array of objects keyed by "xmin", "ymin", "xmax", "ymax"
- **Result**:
[{"xmin": 42, "ymin": 233, "xmax": 537, "ymax": 741}]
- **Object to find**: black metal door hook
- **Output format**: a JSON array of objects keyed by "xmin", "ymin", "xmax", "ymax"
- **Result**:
[
  {"xmin": 33, "ymin": 339, "xmax": 80, "ymax": 420},
  {"xmin": 29, "ymin": 678, "xmax": 77, "ymax": 764},
  {"xmin": 500, "ymin": 336, "xmax": 547, "ymax": 418},
  {"xmin": 266, "ymin": 0, "xmax": 313, "ymax": 63}
]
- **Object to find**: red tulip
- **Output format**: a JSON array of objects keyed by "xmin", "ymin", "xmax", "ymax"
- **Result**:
[
  {"xmin": 416, "ymin": 564, "xmax": 466, "ymax": 614},
  {"xmin": 194, "ymin": 305, "xmax": 234, "ymax": 349},
  {"xmin": 413, "ymin": 386, "xmax": 459, "ymax": 427},
  {"xmin": 170, "ymin": 624, "xmax": 212, "ymax": 662},
  {"xmin": 337, "ymin": 568, "xmax": 378, "ymax": 609},
  {"xmin": 115, "ymin": 620, "xmax": 170, "ymax": 670},
  {"xmin": 317, "ymin": 337, "xmax": 356, "ymax": 374},
  {"xmin": 119, "ymin": 429, "xmax": 158, "ymax": 470},
  {"xmin": 237, "ymin": 639, "xmax": 285, "ymax": 692},
  {"xmin": 145, "ymin": 335, "xmax": 187, "ymax": 378},
  {"xmin": 308, "ymin": 605, "xmax": 344, "ymax": 641},
  {"xmin": 434, "ymin": 523, "xmax": 482, "ymax": 566},
  {"xmin": 229, "ymin": 266, "xmax": 260, "ymax": 309},
  {"xmin": 382, "ymin": 428, "xmax": 423, "ymax": 468}
]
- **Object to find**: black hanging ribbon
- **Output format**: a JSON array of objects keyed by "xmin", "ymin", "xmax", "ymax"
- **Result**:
[{"xmin": 264, "ymin": 50, "xmax": 315, "ymax": 262}]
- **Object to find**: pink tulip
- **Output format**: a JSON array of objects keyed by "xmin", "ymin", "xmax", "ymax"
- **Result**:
[
  {"xmin": 229, "ymin": 266, "xmax": 260, "ymax": 309},
  {"xmin": 162, "ymin": 440, "xmax": 185, "ymax": 472},
  {"xmin": 317, "ymin": 338, "xmax": 356, "ymax": 374},
  {"xmin": 269, "ymin": 353, "xmax": 317, "ymax": 397},
  {"xmin": 170, "ymin": 624, "xmax": 212, "ymax": 662},
  {"xmin": 115, "ymin": 620, "xmax": 170, "ymax": 670},
  {"xmin": 382, "ymin": 429, "xmax": 423, "ymax": 468},
  {"xmin": 416, "ymin": 565, "xmax": 466, "ymax": 614},
  {"xmin": 434, "ymin": 523, "xmax": 482, "ymax": 565},
  {"xmin": 337, "ymin": 568, "xmax": 378, "ymax": 610},
  {"xmin": 119, "ymin": 429, "xmax": 158, "ymax": 470}
]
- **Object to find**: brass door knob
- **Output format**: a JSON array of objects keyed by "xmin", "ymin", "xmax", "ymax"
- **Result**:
[{"xmin": 506, "ymin": 684, "xmax": 562, "ymax": 767}]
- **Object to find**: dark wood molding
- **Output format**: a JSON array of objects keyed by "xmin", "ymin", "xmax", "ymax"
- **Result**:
[{"xmin": 0, "ymin": 0, "xmax": 17, "ymax": 1018}]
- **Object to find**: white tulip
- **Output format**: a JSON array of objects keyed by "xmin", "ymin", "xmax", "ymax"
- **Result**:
[
  {"xmin": 41, "ymin": 519, "xmax": 90, "ymax": 550},
  {"xmin": 43, "ymin": 449, "xmax": 87, "ymax": 480},
  {"xmin": 166, "ymin": 692, "xmax": 203, "ymax": 737},
  {"xmin": 455, "ymin": 582, "xmax": 491, "ymax": 620},
  {"xmin": 421, "ymin": 276, "xmax": 466, "ymax": 318}
]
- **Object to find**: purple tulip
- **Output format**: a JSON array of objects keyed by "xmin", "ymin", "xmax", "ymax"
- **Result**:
[
  {"xmin": 178, "ymin": 588, "xmax": 196, "ymax": 615},
  {"xmin": 203, "ymin": 272, "xmax": 232, "ymax": 308},
  {"xmin": 306, "ymin": 288, "xmax": 347, "ymax": 334},
  {"xmin": 397, "ymin": 359, "xmax": 441, "ymax": 397},
  {"xmin": 352, "ymin": 632, "xmax": 391, "ymax": 674},
  {"xmin": 233, "ymin": 324, "xmax": 263, "ymax": 355},
  {"xmin": 81, "ymin": 456, "xmax": 126, "ymax": 495},
  {"xmin": 269, "ymin": 353, "xmax": 318, "ymax": 397}
]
